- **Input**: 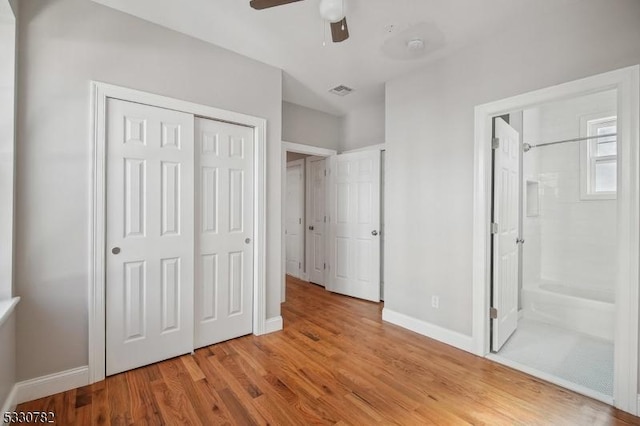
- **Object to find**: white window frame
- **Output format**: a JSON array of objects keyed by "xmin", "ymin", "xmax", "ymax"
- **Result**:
[{"xmin": 579, "ymin": 112, "xmax": 617, "ymax": 200}]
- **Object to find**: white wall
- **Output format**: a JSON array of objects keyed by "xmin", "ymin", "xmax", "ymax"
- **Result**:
[
  {"xmin": 523, "ymin": 90, "xmax": 617, "ymax": 298},
  {"xmin": 384, "ymin": 0, "xmax": 640, "ymax": 337},
  {"xmin": 522, "ymin": 108, "xmax": 542, "ymax": 288},
  {"xmin": 340, "ymin": 100, "xmax": 385, "ymax": 152},
  {"xmin": 15, "ymin": 0, "xmax": 282, "ymax": 381},
  {"xmin": 282, "ymin": 101, "xmax": 340, "ymax": 150}
]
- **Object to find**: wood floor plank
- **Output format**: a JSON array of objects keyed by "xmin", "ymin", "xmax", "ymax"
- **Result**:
[
  {"xmin": 126, "ymin": 367, "xmax": 163, "ymax": 424},
  {"xmin": 90, "ymin": 379, "xmax": 110, "ymax": 425},
  {"xmin": 15, "ymin": 275, "xmax": 640, "ymax": 425}
]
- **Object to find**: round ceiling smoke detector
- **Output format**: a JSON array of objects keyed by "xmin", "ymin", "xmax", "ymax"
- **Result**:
[
  {"xmin": 381, "ymin": 22, "xmax": 445, "ymax": 61},
  {"xmin": 407, "ymin": 38, "xmax": 425, "ymax": 51},
  {"xmin": 319, "ymin": 0, "xmax": 346, "ymax": 23}
]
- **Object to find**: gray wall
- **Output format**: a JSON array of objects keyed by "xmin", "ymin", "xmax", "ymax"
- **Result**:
[
  {"xmin": 385, "ymin": 0, "xmax": 640, "ymax": 336},
  {"xmin": 15, "ymin": 0, "xmax": 282, "ymax": 381},
  {"xmin": 340, "ymin": 100, "xmax": 385, "ymax": 152},
  {"xmin": 0, "ymin": 313, "xmax": 16, "ymax": 409},
  {"xmin": 282, "ymin": 101, "xmax": 340, "ymax": 150}
]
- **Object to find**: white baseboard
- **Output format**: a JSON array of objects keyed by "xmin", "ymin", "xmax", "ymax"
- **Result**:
[
  {"xmin": 1, "ymin": 384, "xmax": 17, "ymax": 414},
  {"xmin": 264, "ymin": 316, "xmax": 283, "ymax": 334},
  {"xmin": 382, "ymin": 308, "xmax": 474, "ymax": 354},
  {"xmin": 15, "ymin": 366, "xmax": 89, "ymax": 405}
]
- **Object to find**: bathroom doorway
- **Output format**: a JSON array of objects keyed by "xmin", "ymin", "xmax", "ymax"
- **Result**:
[
  {"xmin": 492, "ymin": 90, "xmax": 618, "ymax": 402},
  {"xmin": 472, "ymin": 66, "xmax": 639, "ymax": 414}
]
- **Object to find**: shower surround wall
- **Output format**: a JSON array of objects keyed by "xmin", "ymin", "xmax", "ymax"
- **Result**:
[{"xmin": 522, "ymin": 91, "xmax": 617, "ymax": 325}]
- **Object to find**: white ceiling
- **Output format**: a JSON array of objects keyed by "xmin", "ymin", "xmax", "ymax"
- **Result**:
[{"xmin": 91, "ymin": 0, "xmax": 577, "ymax": 116}]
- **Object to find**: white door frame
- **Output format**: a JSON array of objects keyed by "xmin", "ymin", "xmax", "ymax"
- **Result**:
[
  {"xmin": 285, "ymin": 158, "xmax": 306, "ymax": 280},
  {"xmin": 472, "ymin": 66, "xmax": 639, "ymax": 414},
  {"xmin": 90, "ymin": 81, "xmax": 267, "ymax": 383},
  {"xmin": 281, "ymin": 141, "xmax": 336, "ymax": 302}
]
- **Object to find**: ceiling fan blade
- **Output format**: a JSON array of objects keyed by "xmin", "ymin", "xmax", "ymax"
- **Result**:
[
  {"xmin": 330, "ymin": 18, "xmax": 349, "ymax": 43},
  {"xmin": 249, "ymin": 0, "xmax": 303, "ymax": 10}
]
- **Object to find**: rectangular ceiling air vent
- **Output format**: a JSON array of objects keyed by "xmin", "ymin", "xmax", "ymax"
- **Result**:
[{"xmin": 329, "ymin": 85, "xmax": 354, "ymax": 96}]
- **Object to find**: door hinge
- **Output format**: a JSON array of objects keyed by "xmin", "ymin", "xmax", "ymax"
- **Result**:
[
  {"xmin": 299, "ymin": 262, "xmax": 302, "ymax": 269},
  {"xmin": 492, "ymin": 138, "xmax": 500, "ymax": 149},
  {"xmin": 491, "ymin": 222, "xmax": 499, "ymax": 234},
  {"xmin": 324, "ymin": 216, "xmax": 327, "ymax": 223},
  {"xmin": 490, "ymin": 307, "xmax": 498, "ymax": 319},
  {"xmin": 324, "ymin": 169, "xmax": 327, "ymax": 177},
  {"xmin": 323, "ymin": 263, "xmax": 326, "ymax": 270},
  {"xmin": 299, "ymin": 218, "xmax": 302, "ymax": 224}
]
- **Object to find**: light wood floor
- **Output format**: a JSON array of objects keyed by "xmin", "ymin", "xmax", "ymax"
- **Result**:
[{"xmin": 18, "ymin": 276, "xmax": 640, "ymax": 425}]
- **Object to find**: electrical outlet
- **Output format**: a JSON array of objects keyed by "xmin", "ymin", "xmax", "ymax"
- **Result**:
[{"xmin": 431, "ymin": 296, "xmax": 439, "ymax": 309}]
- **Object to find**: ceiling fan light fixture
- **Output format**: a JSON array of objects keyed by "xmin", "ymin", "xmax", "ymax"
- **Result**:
[{"xmin": 319, "ymin": 0, "xmax": 346, "ymax": 23}]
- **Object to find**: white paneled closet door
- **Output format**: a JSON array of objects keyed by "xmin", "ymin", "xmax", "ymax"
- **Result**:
[
  {"xmin": 285, "ymin": 160, "xmax": 304, "ymax": 278},
  {"xmin": 306, "ymin": 157, "xmax": 326, "ymax": 286},
  {"xmin": 106, "ymin": 99, "xmax": 195, "ymax": 376},
  {"xmin": 194, "ymin": 118, "xmax": 254, "ymax": 349}
]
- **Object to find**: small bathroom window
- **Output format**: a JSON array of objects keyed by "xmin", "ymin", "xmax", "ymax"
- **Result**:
[{"xmin": 580, "ymin": 114, "xmax": 617, "ymax": 200}]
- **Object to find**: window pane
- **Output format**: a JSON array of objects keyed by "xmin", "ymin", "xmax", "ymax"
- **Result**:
[
  {"xmin": 596, "ymin": 124, "xmax": 617, "ymax": 156},
  {"xmin": 594, "ymin": 160, "xmax": 616, "ymax": 192},
  {"xmin": 597, "ymin": 142, "xmax": 617, "ymax": 156}
]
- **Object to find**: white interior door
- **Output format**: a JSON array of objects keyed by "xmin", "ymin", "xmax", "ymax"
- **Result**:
[
  {"xmin": 328, "ymin": 150, "xmax": 381, "ymax": 302},
  {"xmin": 492, "ymin": 118, "xmax": 521, "ymax": 351},
  {"xmin": 194, "ymin": 118, "xmax": 254, "ymax": 349},
  {"xmin": 285, "ymin": 160, "xmax": 304, "ymax": 279},
  {"xmin": 306, "ymin": 156, "xmax": 327, "ymax": 286},
  {"xmin": 106, "ymin": 99, "xmax": 194, "ymax": 376}
]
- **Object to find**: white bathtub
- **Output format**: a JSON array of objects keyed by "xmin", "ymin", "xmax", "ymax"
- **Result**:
[{"xmin": 522, "ymin": 281, "xmax": 614, "ymax": 341}]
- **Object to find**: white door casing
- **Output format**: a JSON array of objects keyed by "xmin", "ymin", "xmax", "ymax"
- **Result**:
[
  {"xmin": 91, "ymin": 82, "xmax": 268, "ymax": 384},
  {"xmin": 306, "ymin": 156, "xmax": 327, "ymax": 286},
  {"xmin": 194, "ymin": 118, "xmax": 254, "ymax": 348},
  {"xmin": 328, "ymin": 150, "xmax": 381, "ymax": 302},
  {"xmin": 285, "ymin": 160, "xmax": 305, "ymax": 278},
  {"xmin": 492, "ymin": 118, "xmax": 520, "ymax": 351},
  {"xmin": 105, "ymin": 99, "xmax": 195, "ymax": 375}
]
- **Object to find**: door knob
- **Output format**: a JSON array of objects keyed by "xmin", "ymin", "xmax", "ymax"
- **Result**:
[
  {"xmin": 309, "ymin": 225, "xmax": 314, "ymax": 231},
  {"xmin": 245, "ymin": 238, "xmax": 251, "ymax": 244},
  {"xmin": 371, "ymin": 230, "xmax": 378, "ymax": 236},
  {"xmin": 112, "ymin": 247, "xmax": 121, "ymax": 255},
  {"xmin": 516, "ymin": 238, "xmax": 525, "ymax": 244}
]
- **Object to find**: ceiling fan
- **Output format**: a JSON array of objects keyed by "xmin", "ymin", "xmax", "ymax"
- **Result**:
[{"xmin": 249, "ymin": 0, "xmax": 350, "ymax": 43}]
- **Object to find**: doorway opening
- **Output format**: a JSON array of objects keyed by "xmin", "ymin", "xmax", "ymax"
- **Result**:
[
  {"xmin": 281, "ymin": 142, "xmax": 335, "ymax": 301},
  {"xmin": 473, "ymin": 66, "xmax": 640, "ymax": 414},
  {"xmin": 281, "ymin": 142, "xmax": 385, "ymax": 304},
  {"xmin": 90, "ymin": 82, "xmax": 268, "ymax": 383},
  {"xmin": 491, "ymin": 90, "xmax": 618, "ymax": 402}
]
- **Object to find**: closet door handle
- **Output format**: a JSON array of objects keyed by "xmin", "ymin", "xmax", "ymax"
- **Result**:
[{"xmin": 309, "ymin": 225, "xmax": 314, "ymax": 231}]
